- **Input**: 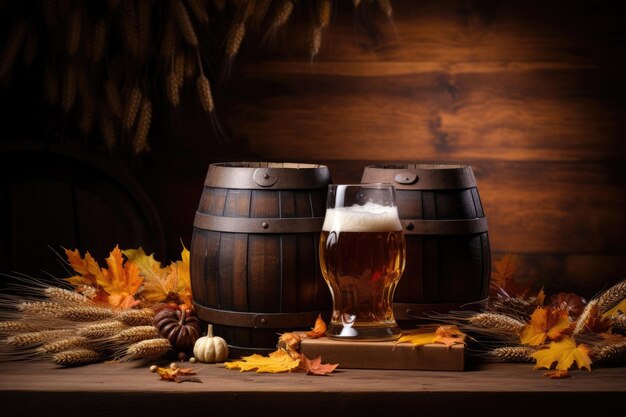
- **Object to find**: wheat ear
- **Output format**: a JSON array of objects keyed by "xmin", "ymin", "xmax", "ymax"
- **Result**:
[
  {"xmin": 614, "ymin": 314, "xmax": 626, "ymax": 329},
  {"xmin": 468, "ymin": 313, "xmax": 526, "ymax": 332},
  {"xmin": 124, "ymin": 338, "xmax": 171, "ymax": 360},
  {"xmin": 310, "ymin": 26, "xmax": 323, "ymax": 59},
  {"xmin": 53, "ymin": 348, "xmax": 101, "ymax": 367},
  {"xmin": 491, "ymin": 346, "xmax": 537, "ymax": 363},
  {"xmin": 172, "ymin": 0, "xmax": 199, "ymax": 46},
  {"xmin": 592, "ymin": 341, "xmax": 626, "ymax": 364},
  {"xmin": 253, "ymin": 0, "xmax": 272, "ymax": 26},
  {"xmin": 92, "ymin": 18, "xmax": 107, "ymax": 63},
  {"xmin": 133, "ymin": 98, "xmax": 152, "ymax": 154},
  {"xmin": 596, "ymin": 279, "xmax": 626, "ymax": 314},
  {"xmin": 6, "ymin": 329, "xmax": 75, "ymax": 347},
  {"xmin": 137, "ymin": 0, "xmax": 151, "ymax": 58},
  {"xmin": 186, "ymin": 0, "xmax": 209, "ymax": 23},
  {"xmin": 78, "ymin": 321, "xmax": 127, "ymax": 339},
  {"xmin": 573, "ymin": 299, "xmax": 598, "ymax": 335},
  {"xmin": 44, "ymin": 287, "xmax": 92, "ymax": 305},
  {"xmin": 226, "ymin": 23, "xmax": 246, "ymax": 59},
  {"xmin": 38, "ymin": 337, "xmax": 91, "ymax": 355},
  {"xmin": 269, "ymin": 0, "xmax": 293, "ymax": 33},
  {"xmin": 56, "ymin": 306, "xmax": 117, "ymax": 322},
  {"xmin": 115, "ymin": 326, "xmax": 160, "ymax": 344},
  {"xmin": 174, "ymin": 51, "xmax": 185, "ymax": 87},
  {"xmin": 197, "ymin": 74, "xmax": 214, "ymax": 112},
  {"xmin": 117, "ymin": 308, "xmax": 155, "ymax": 326},
  {"xmin": 166, "ymin": 72, "xmax": 181, "ymax": 107},
  {"xmin": 123, "ymin": 87, "xmax": 142, "ymax": 130},
  {"xmin": 161, "ymin": 16, "xmax": 177, "ymax": 60},
  {"xmin": 0, "ymin": 321, "xmax": 43, "ymax": 334},
  {"xmin": 319, "ymin": 0, "xmax": 331, "ymax": 28},
  {"xmin": 18, "ymin": 301, "xmax": 64, "ymax": 317}
]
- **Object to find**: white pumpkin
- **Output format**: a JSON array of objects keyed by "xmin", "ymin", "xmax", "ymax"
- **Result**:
[{"xmin": 193, "ymin": 324, "xmax": 229, "ymax": 363}]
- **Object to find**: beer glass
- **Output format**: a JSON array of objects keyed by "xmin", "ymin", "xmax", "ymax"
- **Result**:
[{"xmin": 319, "ymin": 184, "xmax": 406, "ymax": 341}]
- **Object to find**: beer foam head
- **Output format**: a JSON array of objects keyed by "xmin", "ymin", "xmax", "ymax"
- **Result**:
[{"xmin": 322, "ymin": 202, "xmax": 402, "ymax": 232}]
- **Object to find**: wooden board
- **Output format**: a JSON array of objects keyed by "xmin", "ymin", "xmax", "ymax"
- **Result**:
[{"xmin": 300, "ymin": 333, "xmax": 465, "ymax": 371}]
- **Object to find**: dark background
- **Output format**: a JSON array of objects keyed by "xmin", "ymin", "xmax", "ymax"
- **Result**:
[{"xmin": 1, "ymin": 0, "xmax": 625, "ymax": 298}]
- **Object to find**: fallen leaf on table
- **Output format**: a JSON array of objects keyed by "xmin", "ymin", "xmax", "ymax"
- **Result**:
[
  {"xmin": 157, "ymin": 365, "xmax": 202, "ymax": 383},
  {"xmin": 224, "ymin": 348, "xmax": 300, "ymax": 373},
  {"xmin": 520, "ymin": 307, "xmax": 571, "ymax": 346},
  {"xmin": 531, "ymin": 336, "xmax": 592, "ymax": 371},
  {"xmin": 305, "ymin": 314, "xmax": 327, "ymax": 338},
  {"xmin": 544, "ymin": 370, "xmax": 571, "ymax": 379},
  {"xmin": 297, "ymin": 355, "xmax": 338, "ymax": 376},
  {"xmin": 396, "ymin": 326, "xmax": 466, "ymax": 348}
]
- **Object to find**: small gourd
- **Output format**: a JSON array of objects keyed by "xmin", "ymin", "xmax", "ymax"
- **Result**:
[{"xmin": 193, "ymin": 324, "xmax": 229, "ymax": 363}]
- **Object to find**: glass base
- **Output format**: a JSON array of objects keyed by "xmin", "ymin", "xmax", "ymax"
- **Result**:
[{"xmin": 326, "ymin": 322, "xmax": 402, "ymax": 342}]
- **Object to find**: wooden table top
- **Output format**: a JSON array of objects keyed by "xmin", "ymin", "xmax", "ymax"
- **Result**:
[{"xmin": 1, "ymin": 360, "xmax": 625, "ymax": 416}]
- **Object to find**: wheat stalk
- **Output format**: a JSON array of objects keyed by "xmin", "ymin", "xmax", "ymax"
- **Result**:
[
  {"xmin": 269, "ymin": 0, "xmax": 293, "ymax": 33},
  {"xmin": 61, "ymin": 64, "xmax": 77, "ymax": 113},
  {"xmin": 124, "ymin": 338, "xmax": 171, "ymax": 360},
  {"xmin": 172, "ymin": 0, "xmax": 199, "ymax": 47},
  {"xmin": 0, "ymin": 321, "xmax": 42, "ymax": 334},
  {"xmin": 6, "ymin": 329, "xmax": 75, "ymax": 347},
  {"xmin": 319, "ymin": 0, "xmax": 331, "ymax": 28},
  {"xmin": 468, "ymin": 313, "xmax": 526, "ymax": 332},
  {"xmin": 56, "ymin": 306, "xmax": 117, "ymax": 322},
  {"xmin": 18, "ymin": 301, "xmax": 64, "ymax": 317},
  {"xmin": 117, "ymin": 308, "xmax": 155, "ymax": 326},
  {"xmin": 573, "ymin": 299, "xmax": 597, "ymax": 335},
  {"xmin": 166, "ymin": 72, "xmax": 181, "ymax": 107},
  {"xmin": 133, "ymin": 98, "xmax": 152, "ymax": 154},
  {"xmin": 66, "ymin": 7, "xmax": 82, "ymax": 56},
  {"xmin": 226, "ymin": 23, "xmax": 246, "ymax": 58},
  {"xmin": 44, "ymin": 287, "xmax": 92, "ymax": 305},
  {"xmin": 104, "ymin": 80, "xmax": 123, "ymax": 119},
  {"xmin": 0, "ymin": 20, "xmax": 27, "ymax": 81},
  {"xmin": 78, "ymin": 321, "xmax": 127, "ymax": 339},
  {"xmin": 92, "ymin": 18, "xmax": 107, "ymax": 63},
  {"xmin": 186, "ymin": 0, "xmax": 209, "ymax": 23},
  {"xmin": 491, "ymin": 346, "xmax": 536, "ymax": 363},
  {"xmin": 596, "ymin": 279, "xmax": 626, "ymax": 314},
  {"xmin": 115, "ymin": 326, "xmax": 160, "ymax": 344},
  {"xmin": 197, "ymin": 74, "xmax": 214, "ymax": 112},
  {"xmin": 123, "ymin": 87, "xmax": 142, "ymax": 130},
  {"xmin": 38, "ymin": 336, "xmax": 91, "ymax": 355},
  {"xmin": 53, "ymin": 348, "xmax": 101, "ymax": 367},
  {"xmin": 592, "ymin": 341, "xmax": 626, "ymax": 364}
]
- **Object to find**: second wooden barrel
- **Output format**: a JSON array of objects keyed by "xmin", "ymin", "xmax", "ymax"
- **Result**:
[
  {"xmin": 361, "ymin": 164, "xmax": 491, "ymax": 323},
  {"xmin": 191, "ymin": 162, "xmax": 332, "ymax": 357}
]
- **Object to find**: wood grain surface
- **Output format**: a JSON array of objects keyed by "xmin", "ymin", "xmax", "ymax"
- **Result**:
[{"xmin": 0, "ymin": 361, "xmax": 623, "ymax": 417}]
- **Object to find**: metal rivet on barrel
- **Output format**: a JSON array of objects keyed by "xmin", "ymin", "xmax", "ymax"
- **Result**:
[
  {"xmin": 394, "ymin": 172, "xmax": 418, "ymax": 185},
  {"xmin": 262, "ymin": 222, "xmax": 269, "ymax": 229},
  {"xmin": 406, "ymin": 223, "xmax": 414, "ymax": 231},
  {"xmin": 260, "ymin": 318, "xmax": 267, "ymax": 325},
  {"xmin": 263, "ymin": 174, "xmax": 270, "ymax": 179}
]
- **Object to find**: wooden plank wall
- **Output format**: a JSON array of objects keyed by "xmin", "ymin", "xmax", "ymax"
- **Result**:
[{"xmin": 178, "ymin": 0, "xmax": 625, "ymax": 298}]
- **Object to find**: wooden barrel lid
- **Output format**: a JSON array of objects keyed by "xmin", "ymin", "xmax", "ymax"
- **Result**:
[
  {"xmin": 362, "ymin": 164, "xmax": 477, "ymax": 190},
  {"xmin": 205, "ymin": 162, "xmax": 330, "ymax": 190}
]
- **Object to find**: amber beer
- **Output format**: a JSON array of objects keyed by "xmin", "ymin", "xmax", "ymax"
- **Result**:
[{"xmin": 320, "ymin": 202, "xmax": 405, "ymax": 340}]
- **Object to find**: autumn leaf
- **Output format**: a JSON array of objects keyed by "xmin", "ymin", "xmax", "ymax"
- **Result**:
[
  {"xmin": 96, "ymin": 246, "xmax": 143, "ymax": 309},
  {"xmin": 65, "ymin": 249, "xmax": 103, "ymax": 288},
  {"xmin": 123, "ymin": 248, "xmax": 177, "ymax": 303},
  {"xmin": 396, "ymin": 326, "xmax": 466, "ymax": 348},
  {"xmin": 297, "ymin": 355, "xmax": 338, "ymax": 376},
  {"xmin": 491, "ymin": 253, "xmax": 518, "ymax": 292},
  {"xmin": 174, "ymin": 245, "xmax": 192, "ymax": 305},
  {"xmin": 520, "ymin": 307, "xmax": 571, "ymax": 346},
  {"xmin": 532, "ymin": 336, "xmax": 592, "ymax": 371},
  {"xmin": 224, "ymin": 349, "xmax": 300, "ymax": 373},
  {"xmin": 157, "ymin": 365, "xmax": 202, "ymax": 383},
  {"xmin": 277, "ymin": 332, "xmax": 301, "ymax": 357},
  {"xmin": 535, "ymin": 287, "xmax": 546, "ymax": 306},
  {"xmin": 305, "ymin": 314, "xmax": 327, "ymax": 338},
  {"xmin": 544, "ymin": 370, "xmax": 571, "ymax": 379}
]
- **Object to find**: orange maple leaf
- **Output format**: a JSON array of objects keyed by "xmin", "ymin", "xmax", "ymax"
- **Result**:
[
  {"xmin": 305, "ymin": 314, "xmax": 327, "ymax": 339},
  {"xmin": 434, "ymin": 325, "xmax": 467, "ymax": 347},
  {"xmin": 297, "ymin": 355, "xmax": 338, "ymax": 376},
  {"xmin": 65, "ymin": 249, "xmax": 103, "ymax": 288},
  {"xmin": 520, "ymin": 307, "xmax": 572, "ymax": 346},
  {"xmin": 96, "ymin": 246, "xmax": 143, "ymax": 309},
  {"xmin": 491, "ymin": 253, "xmax": 528, "ymax": 296},
  {"xmin": 532, "ymin": 337, "xmax": 592, "ymax": 371}
]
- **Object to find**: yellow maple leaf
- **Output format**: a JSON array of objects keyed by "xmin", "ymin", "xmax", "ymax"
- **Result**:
[
  {"xmin": 520, "ymin": 307, "xmax": 571, "ymax": 346},
  {"xmin": 224, "ymin": 349, "xmax": 300, "ymax": 373},
  {"xmin": 96, "ymin": 246, "xmax": 143, "ymax": 309},
  {"xmin": 396, "ymin": 326, "xmax": 466, "ymax": 348},
  {"xmin": 532, "ymin": 337, "xmax": 592, "ymax": 371},
  {"xmin": 175, "ymin": 246, "xmax": 192, "ymax": 304},
  {"xmin": 602, "ymin": 298, "xmax": 626, "ymax": 317},
  {"xmin": 123, "ymin": 248, "xmax": 177, "ymax": 303},
  {"xmin": 65, "ymin": 249, "xmax": 104, "ymax": 288}
]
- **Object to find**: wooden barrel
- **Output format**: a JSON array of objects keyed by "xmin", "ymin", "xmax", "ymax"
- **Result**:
[
  {"xmin": 191, "ymin": 162, "xmax": 332, "ymax": 357},
  {"xmin": 361, "ymin": 164, "xmax": 491, "ymax": 324}
]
